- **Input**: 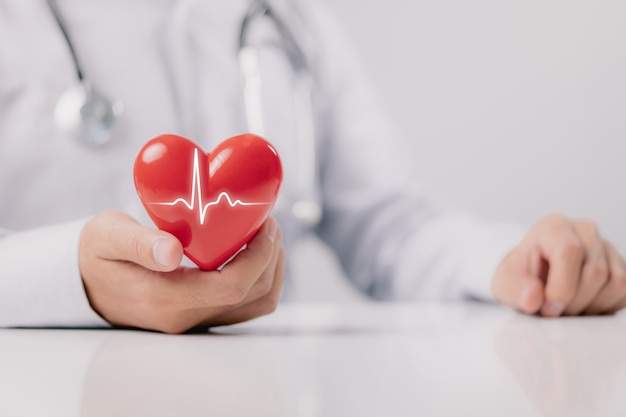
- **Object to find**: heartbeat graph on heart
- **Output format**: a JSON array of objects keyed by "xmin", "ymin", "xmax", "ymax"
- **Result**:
[{"xmin": 148, "ymin": 149, "xmax": 271, "ymax": 225}]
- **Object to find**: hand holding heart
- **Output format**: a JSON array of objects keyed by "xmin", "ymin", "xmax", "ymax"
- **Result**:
[{"xmin": 78, "ymin": 134, "xmax": 285, "ymax": 333}]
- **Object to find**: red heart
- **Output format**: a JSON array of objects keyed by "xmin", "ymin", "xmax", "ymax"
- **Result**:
[{"xmin": 133, "ymin": 133, "xmax": 282, "ymax": 270}]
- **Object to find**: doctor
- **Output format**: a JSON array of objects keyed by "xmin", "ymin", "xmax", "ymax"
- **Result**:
[{"xmin": 0, "ymin": 0, "xmax": 624, "ymax": 333}]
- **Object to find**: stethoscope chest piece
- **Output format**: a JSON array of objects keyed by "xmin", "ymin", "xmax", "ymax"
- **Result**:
[
  {"xmin": 46, "ymin": 0, "xmax": 122, "ymax": 146},
  {"xmin": 54, "ymin": 82, "xmax": 122, "ymax": 146}
]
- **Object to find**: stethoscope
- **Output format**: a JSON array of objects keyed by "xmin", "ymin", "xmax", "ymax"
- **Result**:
[
  {"xmin": 46, "ymin": 0, "xmax": 122, "ymax": 146},
  {"xmin": 47, "ymin": 0, "xmax": 322, "ymax": 227}
]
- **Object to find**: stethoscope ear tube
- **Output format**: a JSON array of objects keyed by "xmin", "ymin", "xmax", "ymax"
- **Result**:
[
  {"xmin": 239, "ymin": 46, "xmax": 266, "ymax": 136},
  {"xmin": 45, "ymin": 0, "xmax": 83, "ymax": 82},
  {"xmin": 239, "ymin": 1, "xmax": 322, "ymax": 228},
  {"xmin": 291, "ymin": 72, "xmax": 322, "ymax": 227}
]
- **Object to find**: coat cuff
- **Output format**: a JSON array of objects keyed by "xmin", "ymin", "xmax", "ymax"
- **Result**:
[{"xmin": 0, "ymin": 219, "xmax": 109, "ymax": 328}]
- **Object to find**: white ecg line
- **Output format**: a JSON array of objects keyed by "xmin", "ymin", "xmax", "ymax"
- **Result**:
[{"xmin": 149, "ymin": 148, "xmax": 270, "ymax": 225}]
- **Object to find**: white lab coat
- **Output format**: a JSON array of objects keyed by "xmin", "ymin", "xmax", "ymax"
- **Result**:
[{"xmin": 0, "ymin": 0, "xmax": 524, "ymax": 327}]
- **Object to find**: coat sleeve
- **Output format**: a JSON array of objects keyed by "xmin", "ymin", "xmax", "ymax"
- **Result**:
[
  {"xmin": 0, "ymin": 220, "xmax": 108, "ymax": 327},
  {"xmin": 301, "ymin": 3, "xmax": 527, "ymax": 302}
]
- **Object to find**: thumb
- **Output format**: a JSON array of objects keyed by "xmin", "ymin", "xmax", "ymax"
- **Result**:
[
  {"xmin": 492, "ymin": 254, "xmax": 545, "ymax": 315},
  {"xmin": 90, "ymin": 211, "xmax": 183, "ymax": 272}
]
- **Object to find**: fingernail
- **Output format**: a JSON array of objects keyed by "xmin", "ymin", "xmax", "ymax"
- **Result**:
[
  {"xmin": 266, "ymin": 219, "xmax": 278, "ymax": 243},
  {"xmin": 542, "ymin": 301, "xmax": 565, "ymax": 317},
  {"xmin": 153, "ymin": 239, "xmax": 175, "ymax": 268}
]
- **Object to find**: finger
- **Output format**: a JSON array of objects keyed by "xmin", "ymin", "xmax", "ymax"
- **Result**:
[
  {"xmin": 536, "ymin": 221, "xmax": 585, "ymax": 317},
  {"xmin": 89, "ymin": 211, "xmax": 183, "ymax": 271},
  {"xmin": 586, "ymin": 242, "xmax": 626, "ymax": 314},
  {"xmin": 214, "ymin": 217, "xmax": 279, "ymax": 299},
  {"xmin": 204, "ymin": 247, "xmax": 286, "ymax": 327},
  {"xmin": 240, "ymin": 231, "xmax": 283, "ymax": 303},
  {"xmin": 492, "ymin": 248, "xmax": 545, "ymax": 315},
  {"xmin": 563, "ymin": 220, "xmax": 609, "ymax": 315}
]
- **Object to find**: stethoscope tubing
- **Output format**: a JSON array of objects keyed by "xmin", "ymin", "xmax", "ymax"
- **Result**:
[{"xmin": 46, "ymin": 0, "xmax": 84, "ymax": 81}]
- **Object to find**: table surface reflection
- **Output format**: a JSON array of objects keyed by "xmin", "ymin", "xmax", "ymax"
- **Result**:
[{"xmin": 2, "ymin": 302, "xmax": 626, "ymax": 417}]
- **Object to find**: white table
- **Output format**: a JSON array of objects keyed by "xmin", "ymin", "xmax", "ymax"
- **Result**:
[{"xmin": 1, "ymin": 302, "xmax": 626, "ymax": 417}]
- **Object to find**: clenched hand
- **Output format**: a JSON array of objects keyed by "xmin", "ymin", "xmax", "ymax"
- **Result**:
[{"xmin": 492, "ymin": 214, "xmax": 626, "ymax": 317}]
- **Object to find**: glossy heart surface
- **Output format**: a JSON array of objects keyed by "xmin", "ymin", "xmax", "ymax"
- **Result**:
[{"xmin": 134, "ymin": 133, "xmax": 282, "ymax": 270}]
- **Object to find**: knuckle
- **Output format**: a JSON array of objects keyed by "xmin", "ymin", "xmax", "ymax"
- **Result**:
[
  {"xmin": 585, "ymin": 262, "xmax": 609, "ymax": 284},
  {"xmin": 542, "ymin": 213, "xmax": 567, "ymax": 228},
  {"xmin": 93, "ymin": 210, "xmax": 114, "ymax": 225},
  {"xmin": 103, "ymin": 210, "xmax": 123, "ymax": 221},
  {"xmin": 99, "ymin": 210, "xmax": 129, "ymax": 227},
  {"xmin": 222, "ymin": 283, "xmax": 248, "ymax": 305},
  {"xmin": 85, "ymin": 211, "xmax": 117, "ymax": 237},
  {"xmin": 557, "ymin": 238, "xmax": 584, "ymax": 258},
  {"xmin": 577, "ymin": 218, "xmax": 599, "ymax": 236}
]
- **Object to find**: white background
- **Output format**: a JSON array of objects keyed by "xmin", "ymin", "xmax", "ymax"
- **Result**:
[{"xmin": 292, "ymin": 0, "xmax": 626, "ymax": 301}]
